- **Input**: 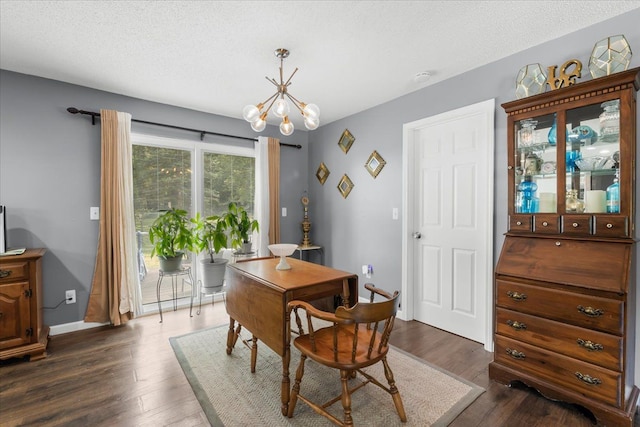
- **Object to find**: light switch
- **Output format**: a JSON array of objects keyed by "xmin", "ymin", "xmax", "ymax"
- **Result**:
[
  {"xmin": 392, "ymin": 208, "xmax": 399, "ymax": 220},
  {"xmin": 90, "ymin": 207, "xmax": 100, "ymax": 220},
  {"xmin": 282, "ymin": 207, "xmax": 287, "ymax": 217}
]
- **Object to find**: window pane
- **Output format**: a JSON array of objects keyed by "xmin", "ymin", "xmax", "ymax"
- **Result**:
[
  {"xmin": 133, "ymin": 145, "xmax": 192, "ymax": 216},
  {"xmin": 203, "ymin": 152, "xmax": 255, "ymax": 217}
]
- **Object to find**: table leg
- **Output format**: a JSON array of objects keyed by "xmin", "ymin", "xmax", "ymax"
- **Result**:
[
  {"xmin": 226, "ymin": 318, "xmax": 236, "ymax": 355},
  {"xmin": 341, "ymin": 278, "xmax": 351, "ymax": 307},
  {"xmin": 189, "ymin": 272, "xmax": 195, "ymax": 317},
  {"xmin": 156, "ymin": 274, "xmax": 163, "ymax": 323},
  {"xmin": 251, "ymin": 335, "xmax": 258, "ymax": 373}
]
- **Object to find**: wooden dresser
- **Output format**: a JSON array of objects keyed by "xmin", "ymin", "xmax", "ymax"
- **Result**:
[
  {"xmin": 489, "ymin": 68, "xmax": 639, "ymax": 426},
  {"xmin": 0, "ymin": 248, "xmax": 48, "ymax": 361}
]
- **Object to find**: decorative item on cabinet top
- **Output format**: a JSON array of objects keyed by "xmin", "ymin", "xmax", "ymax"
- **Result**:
[
  {"xmin": 316, "ymin": 162, "xmax": 330, "ymax": 185},
  {"xmin": 365, "ymin": 150, "xmax": 386, "ymax": 178},
  {"xmin": 515, "ymin": 64, "xmax": 547, "ymax": 99},
  {"xmin": 589, "ymin": 35, "xmax": 633, "ymax": 79},
  {"xmin": 338, "ymin": 129, "xmax": 355, "ymax": 154},
  {"xmin": 337, "ymin": 174, "xmax": 354, "ymax": 199},
  {"xmin": 546, "ymin": 59, "xmax": 582, "ymax": 90}
]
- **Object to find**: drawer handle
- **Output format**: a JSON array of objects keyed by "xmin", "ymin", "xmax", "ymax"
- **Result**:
[
  {"xmin": 577, "ymin": 305, "xmax": 604, "ymax": 317},
  {"xmin": 572, "ymin": 222, "xmax": 579, "ymax": 228},
  {"xmin": 555, "ymin": 241, "xmax": 561, "ymax": 246},
  {"xmin": 542, "ymin": 221, "xmax": 548, "ymax": 226},
  {"xmin": 507, "ymin": 291, "xmax": 527, "ymax": 301},
  {"xmin": 516, "ymin": 221, "xmax": 522, "ymax": 226},
  {"xmin": 576, "ymin": 339, "xmax": 604, "ymax": 352},
  {"xmin": 606, "ymin": 223, "xmax": 613, "ymax": 229},
  {"xmin": 506, "ymin": 348, "xmax": 526, "ymax": 359},
  {"xmin": 507, "ymin": 320, "xmax": 527, "ymax": 330},
  {"xmin": 0, "ymin": 270, "xmax": 11, "ymax": 278},
  {"xmin": 575, "ymin": 372, "xmax": 602, "ymax": 386}
]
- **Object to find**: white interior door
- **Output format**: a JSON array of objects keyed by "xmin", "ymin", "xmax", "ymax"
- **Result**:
[{"xmin": 402, "ymin": 99, "xmax": 494, "ymax": 350}]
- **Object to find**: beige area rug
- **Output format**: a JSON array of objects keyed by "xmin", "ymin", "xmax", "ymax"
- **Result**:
[{"xmin": 170, "ymin": 325, "xmax": 484, "ymax": 426}]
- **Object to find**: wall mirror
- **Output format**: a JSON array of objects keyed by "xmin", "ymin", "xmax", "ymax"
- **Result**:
[
  {"xmin": 337, "ymin": 174, "xmax": 354, "ymax": 198},
  {"xmin": 316, "ymin": 162, "xmax": 330, "ymax": 185},
  {"xmin": 338, "ymin": 129, "xmax": 355, "ymax": 154},
  {"xmin": 365, "ymin": 150, "xmax": 386, "ymax": 178}
]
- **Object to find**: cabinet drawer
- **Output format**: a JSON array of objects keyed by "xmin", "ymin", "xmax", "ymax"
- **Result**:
[
  {"xmin": 0, "ymin": 261, "xmax": 28, "ymax": 283},
  {"xmin": 562, "ymin": 215, "xmax": 592, "ymax": 236},
  {"xmin": 593, "ymin": 215, "xmax": 629, "ymax": 238},
  {"xmin": 509, "ymin": 215, "xmax": 532, "ymax": 232},
  {"xmin": 533, "ymin": 215, "xmax": 560, "ymax": 234},
  {"xmin": 496, "ymin": 280, "xmax": 623, "ymax": 334},
  {"xmin": 494, "ymin": 335, "xmax": 622, "ymax": 407},
  {"xmin": 496, "ymin": 308, "xmax": 622, "ymax": 371},
  {"xmin": 495, "ymin": 236, "xmax": 631, "ymax": 293}
]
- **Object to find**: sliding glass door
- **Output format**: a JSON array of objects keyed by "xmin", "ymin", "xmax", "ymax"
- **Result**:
[{"xmin": 132, "ymin": 134, "xmax": 255, "ymax": 311}]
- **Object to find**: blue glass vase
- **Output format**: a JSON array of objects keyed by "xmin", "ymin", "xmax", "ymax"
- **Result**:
[
  {"xmin": 518, "ymin": 176, "xmax": 538, "ymax": 213},
  {"xmin": 606, "ymin": 171, "xmax": 620, "ymax": 213},
  {"xmin": 548, "ymin": 120, "xmax": 557, "ymax": 146}
]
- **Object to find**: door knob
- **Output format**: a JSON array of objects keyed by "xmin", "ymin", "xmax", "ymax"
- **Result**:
[{"xmin": 412, "ymin": 232, "xmax": 422, "ymax": 239}]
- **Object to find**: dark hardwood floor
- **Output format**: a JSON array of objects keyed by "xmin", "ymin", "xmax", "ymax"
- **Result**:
[{"xmin": 1, "ymin": 302, "xmax": 638, "ymax": 426}]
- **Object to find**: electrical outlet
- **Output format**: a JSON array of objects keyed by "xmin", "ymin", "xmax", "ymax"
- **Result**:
[{"xmin": 66, "ymin": 289, "xmax": 76, "ymax": 304}]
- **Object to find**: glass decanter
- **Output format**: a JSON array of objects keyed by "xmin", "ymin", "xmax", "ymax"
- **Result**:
[{"xmin": 599, "ymin": 100, "xmax": 620, "ymax": 142}]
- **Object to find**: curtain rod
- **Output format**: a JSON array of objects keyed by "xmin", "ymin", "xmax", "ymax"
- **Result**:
[{"xmin": 66, "ymin": 107, "xmax": 302, "ymax": 149}]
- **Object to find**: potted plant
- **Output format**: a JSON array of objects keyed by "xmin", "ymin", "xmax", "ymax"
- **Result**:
[
  {"xmin": 148, "ymin": 208, "xmax": 195, "ymax": 271},
  {"xmin": 225, "ymin": 202, "xmax": 259, "ymax": 254},
  {"xmin": 191, "ymin": 212, "xmax": 229, "ymax": 293}
]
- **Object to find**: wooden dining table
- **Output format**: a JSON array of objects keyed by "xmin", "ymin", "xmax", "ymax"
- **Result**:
[{"xmin": 224, "ymin": 257, "xmax": 358, "ymax": 416}]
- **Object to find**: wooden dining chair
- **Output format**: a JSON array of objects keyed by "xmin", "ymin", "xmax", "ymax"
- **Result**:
[{"xmin": 287, "ymin": 283, "xmax": 406, "ymax": 426}]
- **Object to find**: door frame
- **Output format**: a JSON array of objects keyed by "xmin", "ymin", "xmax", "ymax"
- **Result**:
[{"xmin": 401, "ymin": 99, "xmax": 495, "ymax": 351}]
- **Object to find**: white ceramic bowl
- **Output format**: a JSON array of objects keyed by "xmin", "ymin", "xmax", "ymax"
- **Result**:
[
  {"xmin": 268, "ymin": 244, "xmax": 299, "ymax": 270},
  {"xmin": 268, "ymin": 244, "xmax": 298, "ymax": 257}
]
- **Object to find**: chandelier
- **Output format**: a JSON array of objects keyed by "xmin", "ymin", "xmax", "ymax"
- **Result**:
[{"xmin": 242, "ymin": 48, "xmax": 320, "ymax": 136}]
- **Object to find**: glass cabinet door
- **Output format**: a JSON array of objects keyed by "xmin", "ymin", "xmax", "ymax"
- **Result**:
[
  {"xmin": 514, "ymin": 113, "xmax": 557, "ymax": 214},
  {"xmin": 565, "ymin": 99, "xmax": 620, "ymax": 214}
]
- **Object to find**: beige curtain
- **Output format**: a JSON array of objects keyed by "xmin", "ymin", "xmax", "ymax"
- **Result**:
[
  {"xmin": 267, "ymin": 138, "xmax": 281, "ymax": 244},
  {"xmin": 85, "ymin": 110, "xmax": 138, "ymax": 325}
]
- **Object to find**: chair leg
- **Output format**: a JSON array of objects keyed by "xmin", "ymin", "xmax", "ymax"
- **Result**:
[
  {"xmin": 382, "ymin": 357, "xmax": 407, "ymax": 422},
  {"xmin": 287, "ymin": 354, "xmax": 307, "ymax": 418},
  {"xmin": 340, "ymin": 370, "xmax": 354, "ymax": 426}
]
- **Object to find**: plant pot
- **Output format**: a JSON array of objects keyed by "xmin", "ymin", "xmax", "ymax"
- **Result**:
[
  {"xmin": 159, "ymin": 254, "xmax": 183, "ymax": 272},
  {"xmin": 241, "ymin": 242, "xmax": 253, "ymax": 254},
  {"xmin": 199, "ymin": 258, "xmax": 229, "ymax": 293}
]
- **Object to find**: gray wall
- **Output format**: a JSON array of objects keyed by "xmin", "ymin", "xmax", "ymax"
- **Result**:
[{"xmin": 0, "ymin": 71, "xmax": 309, "ymax": 326}]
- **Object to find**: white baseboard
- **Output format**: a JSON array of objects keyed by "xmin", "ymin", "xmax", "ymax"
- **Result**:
[{"xmin": 49, "ymin": 320, "xmax": 109, "ymax": 336}]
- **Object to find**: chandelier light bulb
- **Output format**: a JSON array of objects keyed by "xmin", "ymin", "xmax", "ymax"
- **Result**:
[
  {"xmin": 280, "ymin": 116, "xmax": 294, "ymax": 136},
  {"xmin": 251, "ymin": 113, "xmax": 267, "ymax": 132},
  {"xmin": 273, "ymin": 98, "xmax": 290, "ymax": 118},
  {"xmin": 302, "ymin": 103, "xmax": 320, "ymax": 120},
  {"xmin": 304, "ymin": 115, "xmax": 319, "ymax": 130},
  {"xmin": 242, "ymin": 104, "xmax": 261, "ymax": 122}
]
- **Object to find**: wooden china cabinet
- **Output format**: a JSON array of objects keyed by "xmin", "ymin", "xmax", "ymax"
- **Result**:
[{"xmin": 489, "ymin": 68, "xmax": 639, "ymax": 426}]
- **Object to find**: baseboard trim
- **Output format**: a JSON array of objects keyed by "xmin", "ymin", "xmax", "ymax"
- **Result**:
[{"xmin": 49, "ymin": 320, "xmax": 109, "ymax": 336}]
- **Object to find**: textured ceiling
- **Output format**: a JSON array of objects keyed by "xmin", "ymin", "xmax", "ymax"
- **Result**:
[{"xmin": 1, "ymin": 1, "xmax": 639, "ymax": 130}]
